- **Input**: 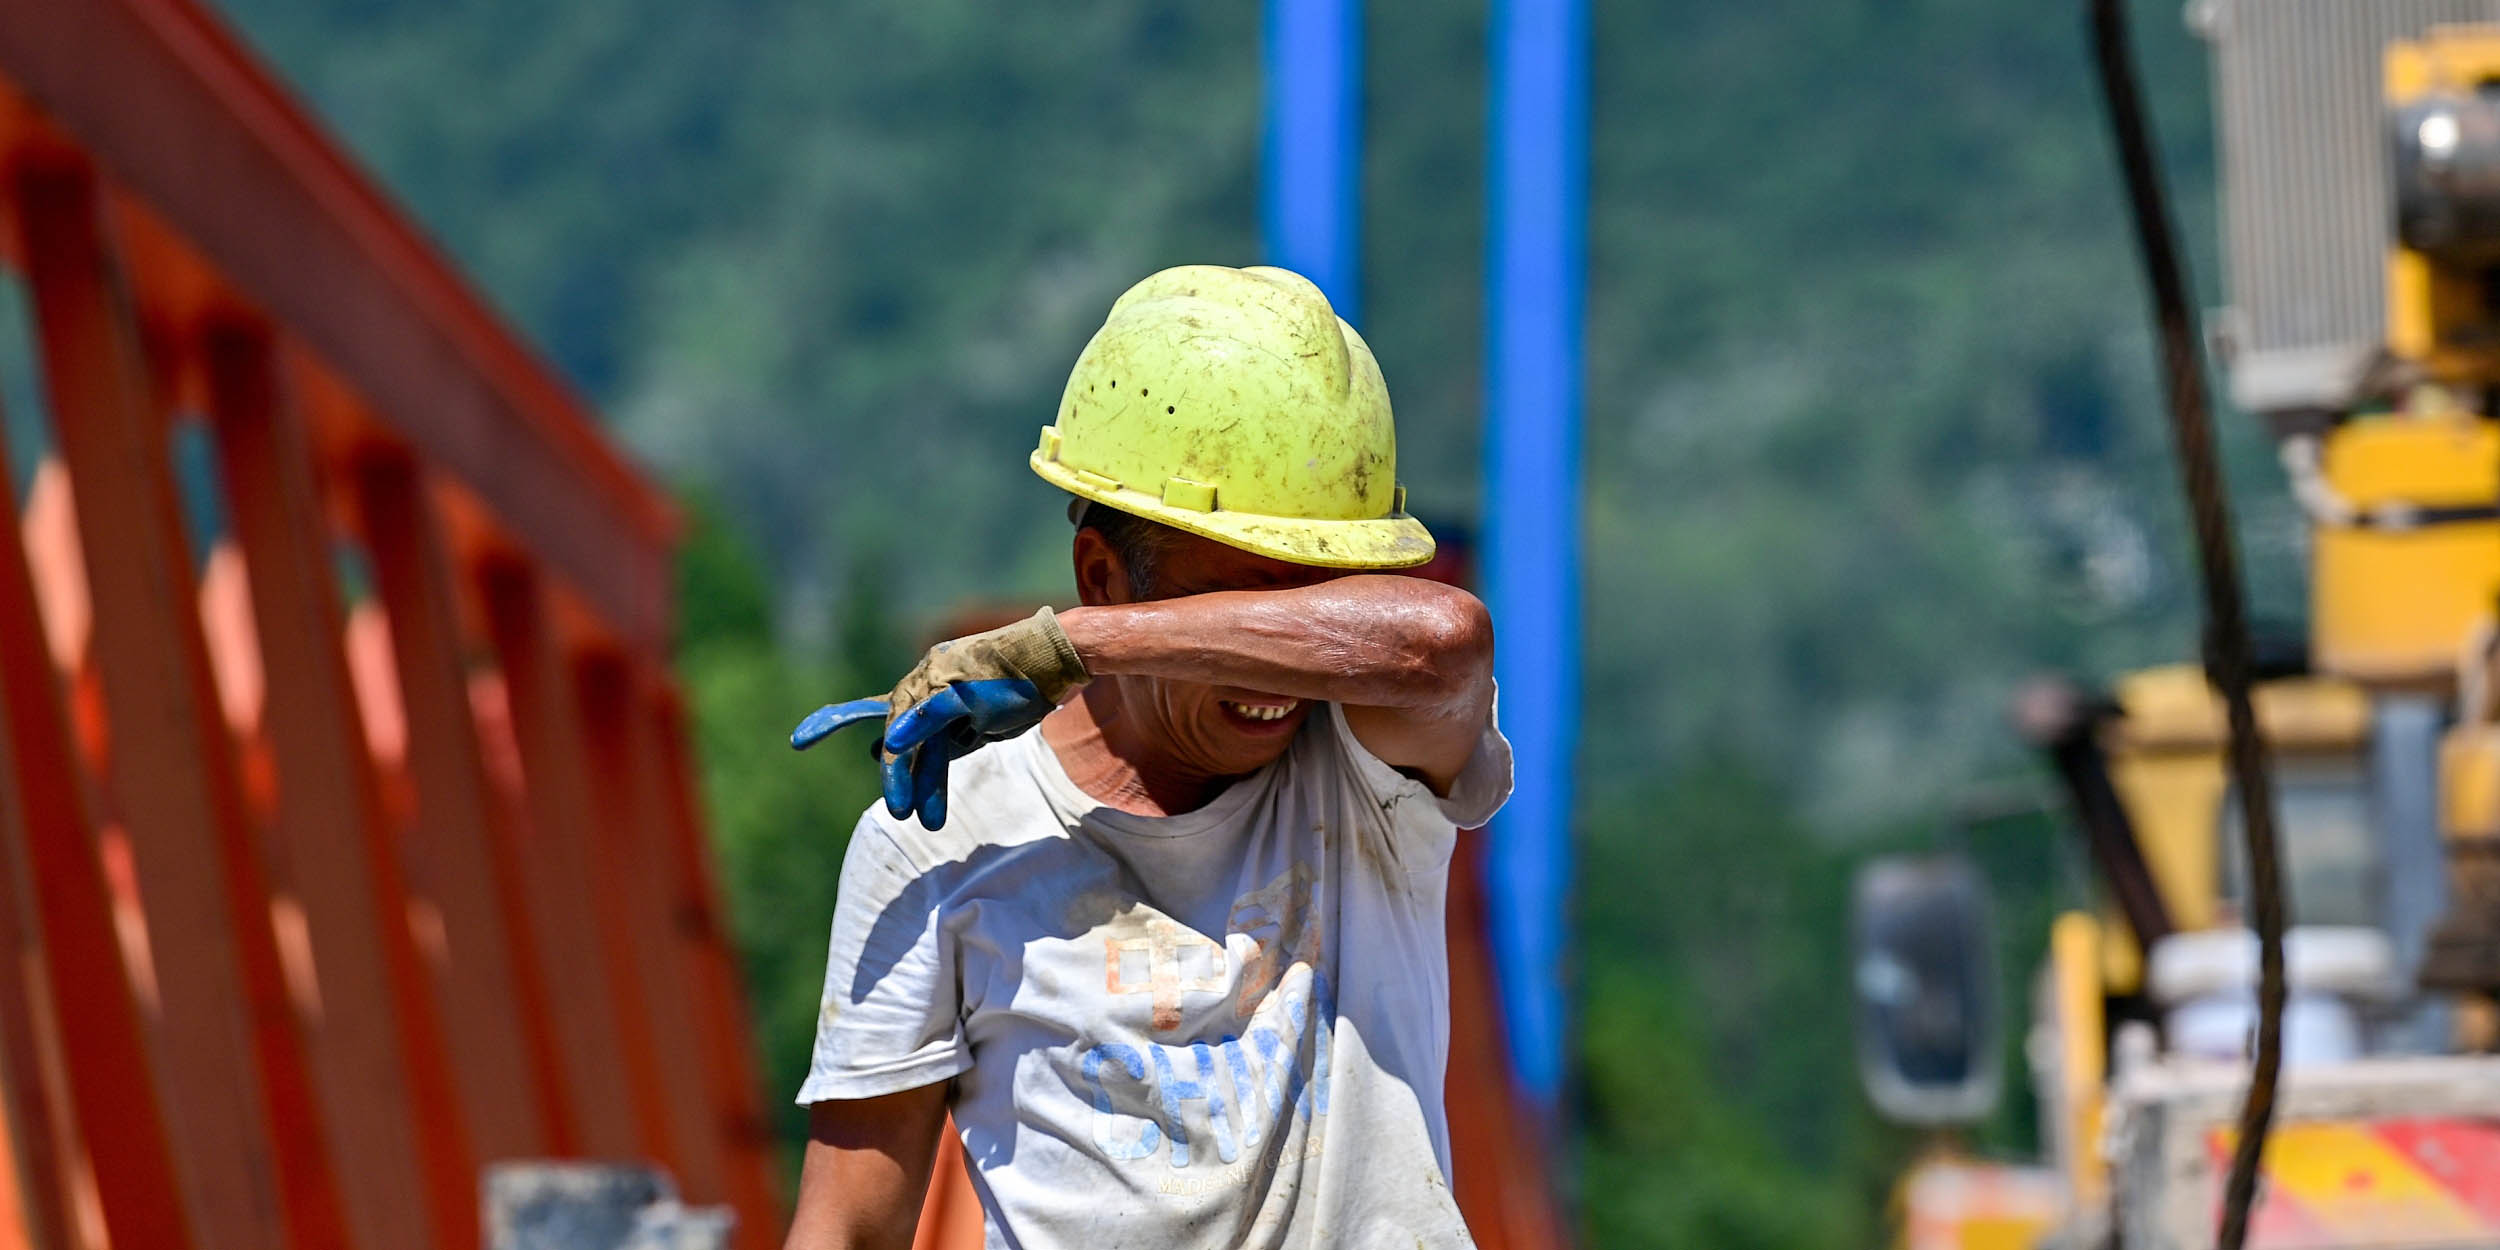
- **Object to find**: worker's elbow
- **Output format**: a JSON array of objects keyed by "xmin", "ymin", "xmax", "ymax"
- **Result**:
[{"xmin": 1407, "ymin": 587, "xmax": 1495, "ymax": 697}]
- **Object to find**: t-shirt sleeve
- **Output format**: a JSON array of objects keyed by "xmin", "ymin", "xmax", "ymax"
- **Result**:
[
  {"xmin": 1324, "ymin": 682, "xmax": 1515, "ymax": 832},
  {"xmin": 794, "ymin": 812, "xmax": 972, "ymax": 1104}
]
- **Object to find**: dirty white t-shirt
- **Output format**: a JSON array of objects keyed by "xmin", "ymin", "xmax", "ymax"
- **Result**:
[{"xmin": 798, "ymin": 699, "xmax": 1511, "ymax": 1249}]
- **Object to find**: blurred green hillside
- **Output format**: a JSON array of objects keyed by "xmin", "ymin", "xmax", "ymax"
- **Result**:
[{"xmin": 219, "ymin": 0, "xmax": 2300, "ymax": 1242}]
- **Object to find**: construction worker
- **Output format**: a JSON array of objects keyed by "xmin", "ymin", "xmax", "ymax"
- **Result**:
[{"xmin": 781, "ymin": 265, "xmax": 1508, "ymax": 1249}]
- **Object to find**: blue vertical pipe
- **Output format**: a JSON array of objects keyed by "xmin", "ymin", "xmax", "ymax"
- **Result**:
[
  {"xmin": 1262, "ymin": 0, "xmax": 1362, "ymax": 321},
  {"xmin": 1484, "ymin": 0, "xmax": 1586, "ymax": 1107}
]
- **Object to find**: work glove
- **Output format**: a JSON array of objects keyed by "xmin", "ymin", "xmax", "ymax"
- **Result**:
[{"xmin": 789, "ymin": 606, "xmax": 1090, "ymax": 829}]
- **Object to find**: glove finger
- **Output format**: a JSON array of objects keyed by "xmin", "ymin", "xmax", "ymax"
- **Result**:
[
  {"xmin": 912, "ymin": 744, "xmax": 952, "ymax": 830},
  {"xmin": 790, "ymin": 698, "xmax": 890, "ymax": 751},
  {"xmin": 940, "ymin": 718, "xmax": 986, "ymax": 758},
  {"xmin": 881, "ymin": 746, "xmax": 917, "ymax": 820},
  {"xmin": 887, "ymin": 685, "xmax": 973, "ymax": 754},
  {"xmin": 955, "ymin": 678, "xmax": 1047, "ymax": 735}
]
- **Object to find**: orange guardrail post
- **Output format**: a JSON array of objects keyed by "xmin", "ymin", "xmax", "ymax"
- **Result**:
[
  {"xmin": 0, "ymin": 784, "xmax": 72, "ymax": 1250},
  {"xmin": 349, "ymin": 450, "xmax": 574, "ymax": 1163},
  {"xmin": 578, "ymin": 651, "xmax": 723, "ymax": 1196},
  {"xmin": 650, "ymin": 685, "xmax": 786, "ymax": 1242},
  {"xmin": 15, "ymin": 155, "xmax": 346, "ymax": 1250},
  {"xmin": 0, "ymin": 388, "xmax": 183, "ymax": 1250},
  {"xmin": 476, "ymin": 558, "xmax": 654, "ymax": 1163},
  {"xmin": 202, "ymin": 317, "xmax": 470, "ymax": 1250},
  {"xmin": 1442, "ymin": 826, "xmax": 1570, "ymax": 1250}
]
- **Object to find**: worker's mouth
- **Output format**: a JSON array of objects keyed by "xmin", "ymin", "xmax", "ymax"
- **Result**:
[{"xmin": 1218, "ymin": 697, "xmax": 1302, "ymax": 731}]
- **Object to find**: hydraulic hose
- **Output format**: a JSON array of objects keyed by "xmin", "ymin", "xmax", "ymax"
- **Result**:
[{"xmin": 2083, "ymin": 1, "xmax": 2288, "ymax": 1246}]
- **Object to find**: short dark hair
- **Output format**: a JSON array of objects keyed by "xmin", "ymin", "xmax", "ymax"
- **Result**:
[{"xmin": 1073, "ymin": 500, "xmax": 1180, "ymax": 598}]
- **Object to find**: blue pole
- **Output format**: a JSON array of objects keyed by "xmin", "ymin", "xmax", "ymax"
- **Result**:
[
  {"xmin": 1484, "ymin": 0, "xmax": 1585, "ymax": 1108},
  {"xmin": 1262, "ymin": 0, "xmax": 1361, "ymax": 321}
]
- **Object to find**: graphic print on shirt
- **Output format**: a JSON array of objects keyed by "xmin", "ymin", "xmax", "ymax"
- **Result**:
[
  {"xmin": 1105, "ymin": 917, "xmax": 1227, "ymax": 1032},
  {"xmin": 1081, "ymin": 864, "xmax": 1333, "ymax": 1173}
]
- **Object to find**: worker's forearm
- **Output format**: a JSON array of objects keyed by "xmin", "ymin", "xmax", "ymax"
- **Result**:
[{"xmin": 1056, "ymin": 576, "xmax": 1492, "ymax": 710}]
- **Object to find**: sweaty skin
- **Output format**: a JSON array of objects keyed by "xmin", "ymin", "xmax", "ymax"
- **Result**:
[
  {"xmin": 1048, "ymin": 527, "xmax": 1494, "ymax": 817},
  {"xmin": 783, "ymin": 525, "xmax": 1495, "ymax": 1249}
]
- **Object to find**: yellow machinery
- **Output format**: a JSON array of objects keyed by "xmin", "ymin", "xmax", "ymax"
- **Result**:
[
  {"xmin": 2092, "ymin": 669, "xmax": 2375, "ymax": 993},
  {"xmin": 1862, "ymin": 12, "xmax": 2500, "ymax": 1249}
]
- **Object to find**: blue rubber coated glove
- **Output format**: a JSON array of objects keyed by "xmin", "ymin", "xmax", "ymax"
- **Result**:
[
  {"xmin": 788, "ymin": 607, "xmax": 1089, "ymax": 829},
  {"xmin": 872, "ymin": 677, "xmax": 1059, "ymax": 829}
]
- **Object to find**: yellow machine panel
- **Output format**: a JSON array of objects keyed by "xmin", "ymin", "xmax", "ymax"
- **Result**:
[
  {"xmin": 2310, "ymin": 413, "xmax": 2500, "ymax": 684},
  {"xmin": 2046, "ymin": 913, "xmax": 2107, "ymax": 1213},
  {"xmin": 2441, "ymin": 723, "xmax": 2500, "ymax": 840}
]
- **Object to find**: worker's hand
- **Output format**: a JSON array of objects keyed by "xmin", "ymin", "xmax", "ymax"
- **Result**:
[{"xmin": 788, "ymin": 607, "xmax": 1090, "ymax": 829}]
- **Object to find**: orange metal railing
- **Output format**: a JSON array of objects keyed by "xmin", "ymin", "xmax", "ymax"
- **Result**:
[{"xmin": 0, "ymin": 2, "xmax": 780, "ymax": 1248}]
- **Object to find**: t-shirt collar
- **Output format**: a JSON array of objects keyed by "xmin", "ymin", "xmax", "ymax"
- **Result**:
[{"xmin": 1015, "ymin": 722, "xmax": 1287, "ymax": 840}]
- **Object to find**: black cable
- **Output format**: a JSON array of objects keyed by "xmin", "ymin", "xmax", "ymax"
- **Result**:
[{"xmin": 2083, "ymin": 1, "xmax": 2288, "ymax": 1246}]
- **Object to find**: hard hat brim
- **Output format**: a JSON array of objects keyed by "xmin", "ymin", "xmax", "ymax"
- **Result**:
[{"xmin": 1034, "ymin": 452, "xmax": 1435, "ymax": 570}]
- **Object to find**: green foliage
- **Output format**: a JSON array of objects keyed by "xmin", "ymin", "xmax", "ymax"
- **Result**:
[
  {"xmin": 675, "ymin": 489, "xmax": 777, "ymax": 653},
  {"xmin": 214, "ymin": 0, "xmax": 2289, "ymax": 1238},
  {"xmin": 1577, "ymin": 766, "xmax": 1903, "ymax": 1247},
  {"xmin": 1579, "ymin": 964, "xmax": 1867, "ymax": 1250}
]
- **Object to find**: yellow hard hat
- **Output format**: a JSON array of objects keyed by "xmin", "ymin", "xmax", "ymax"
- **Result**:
[{"xmin": 1031, "ymin": 265, "xmax": 1434, "ymax": 569}]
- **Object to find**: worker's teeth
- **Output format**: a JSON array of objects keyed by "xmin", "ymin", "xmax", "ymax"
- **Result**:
[{"xmin": 1223, "ymin": 699, "xmax": 1298, "ymax": 721}]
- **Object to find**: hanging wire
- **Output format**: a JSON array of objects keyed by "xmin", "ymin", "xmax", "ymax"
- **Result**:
[{"xmin": 2083, "ymin": 0, "xmax": 2288, "ymax": 1245}]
